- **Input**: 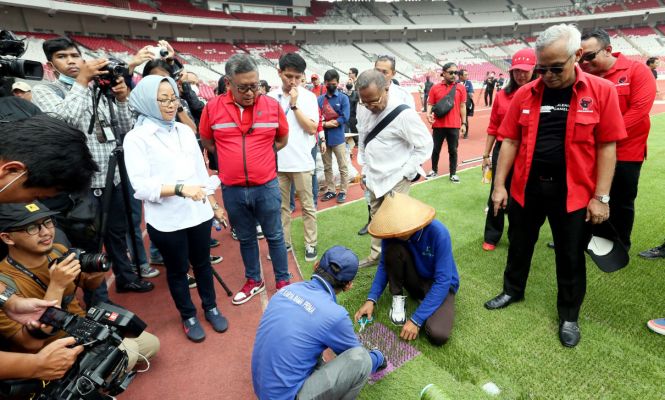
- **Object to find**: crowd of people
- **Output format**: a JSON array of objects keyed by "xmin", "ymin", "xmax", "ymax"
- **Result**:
[{"xmin": 0, "ymin": 21, "xmax": 662, "ymax": 400}]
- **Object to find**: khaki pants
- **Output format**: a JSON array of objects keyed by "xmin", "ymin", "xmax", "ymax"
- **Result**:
[
  {"xmin": 278, "ymin": 171, "xmax": 317, "ymax": 247},
  {"xmin": 322, "ymin": 143, "xmax": 349, "ymax": 194},
  {"xmin": 368, "ymin": 178, "xmax": 411, "ymax": 260},
  {"xmin": 119, "ymin": 330, "xmax": 160, "ymax": 370}
]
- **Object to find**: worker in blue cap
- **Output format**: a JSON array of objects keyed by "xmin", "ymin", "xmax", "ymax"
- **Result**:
[{"xmin": 251, "ymin": 246, "xmax": 386, "ymax": 400}]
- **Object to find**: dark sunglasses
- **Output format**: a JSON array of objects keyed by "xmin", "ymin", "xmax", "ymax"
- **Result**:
[
  {"xmin": 534, "ymin": 55, "xmax": 573, "ymax": 75},
  {"xmin": 580, "ymin": 49, "xmax": 603, "ymax": 62}
]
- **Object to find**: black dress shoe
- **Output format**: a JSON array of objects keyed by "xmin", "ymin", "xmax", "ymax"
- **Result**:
[
  {"xmin": 484, "ymin": 292, "xmax": 523, "ymax": 310},
  {"xmin": 116, "ymin": 280, "xmax": 155, "ymax": 293},
  {"xmin": 358, "ymin": 223, "xmax": 369, "ymax": 236},
  {"xmin": 559, "ymin": 321, "xmax": 580, "ymax": 347}
]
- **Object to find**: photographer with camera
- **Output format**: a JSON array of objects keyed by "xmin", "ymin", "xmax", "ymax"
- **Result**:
[
  {"xmin": 0, "ymin": 201, "xmax": 159, "ymax": 370},
  {"xmin": 32, "ymin": 37, "xmax": 154, "ymax": 296}
]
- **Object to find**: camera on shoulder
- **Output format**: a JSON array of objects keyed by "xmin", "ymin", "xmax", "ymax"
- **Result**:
[{"xmin": 0, "ymin": 29, "xmax": 44, "ymax": 80}]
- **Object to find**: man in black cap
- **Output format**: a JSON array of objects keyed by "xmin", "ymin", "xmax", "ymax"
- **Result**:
[
  {"xmin": 0, "ymin": 201, "xmax": 160, "ymax": 367},
  {"xmin": 252, "ymin": 246, "xmax": 386, "ymax": 400}
]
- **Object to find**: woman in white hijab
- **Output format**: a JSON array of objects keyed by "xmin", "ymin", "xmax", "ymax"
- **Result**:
[{"xmin": 124, "ymin": 75, "xmax": 228, "ymax": 343}]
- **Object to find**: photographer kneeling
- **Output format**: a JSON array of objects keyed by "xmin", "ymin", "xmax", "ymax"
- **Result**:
[{"xmin": 0, "ymin": 202, "xmax": 159, "ymax": 371}]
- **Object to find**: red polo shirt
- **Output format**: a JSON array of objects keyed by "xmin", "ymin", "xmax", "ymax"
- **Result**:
[
  {"xmin": 427, "ymin": 82, "xmax": 467, "ymax": 128},
  {"xmin": 498, "ymin": 66, "xmax": 627, "ymax": 212},
  {"xmin": 487, "ymin": 89, "xmax": 516, "ymax": 141},
  {"xmin": 200, "ymin": 93, "xmax": 289, "ymax": 186},
  {"xmin": 600, "ymin": 53, "xmax": 657, "ymax": 161}
]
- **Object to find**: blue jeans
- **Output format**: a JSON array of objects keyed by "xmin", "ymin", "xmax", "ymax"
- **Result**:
[
  {"xmin": 222, "ymin": 178, "xmax": 289, "ymax": 282},
  {"xmin": 127, "ymin": 189, "xmax": 148, "ymax": 266},
  {"xmin": 292, "ymin": 145, "xmax": 319, "ymax": 210}
]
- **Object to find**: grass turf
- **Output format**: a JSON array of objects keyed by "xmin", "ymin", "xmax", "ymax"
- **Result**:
[{"xmin": 289, "ymin": 113, "xmax": 665, "ymax": 400}]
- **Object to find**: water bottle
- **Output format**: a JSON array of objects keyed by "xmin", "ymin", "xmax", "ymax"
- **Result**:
[{"xmin": 212, "ymin": 218, "xmax": 222, "ymax": 232}]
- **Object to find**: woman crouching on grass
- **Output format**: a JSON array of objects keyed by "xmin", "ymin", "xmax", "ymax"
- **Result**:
[{"xmin": 123, "ymin": 75, "xmax": 228, "ymax": 343}]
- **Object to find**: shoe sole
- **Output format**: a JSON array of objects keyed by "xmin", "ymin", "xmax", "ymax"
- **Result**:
[
  {"xmin": 184, "ymin": 328, "xmax": 206, "ymax": 343},
  {"xmin": 305, "ymin": 255, "xmax": 317, "ymax": 262},
  {"xmin": 209, "ymin": 243, "xmax": 220, "ymax": 248},
  {"xmin": 647, "ymin": 320, "xmax": 665, "ymax": 335},
  {"xmin": 206, "ymin": 318, "xmax": 229, "ymax": 333},
  {"xmin": 232, "ymin": 284, "xmax": 266, "ymax": 305},
  {"xmin": 210, "ymin": 257, "xmax": 224, "ymax": 265},
  {"xmin": 141, "ymin": 272, "xmax": 160, "ymax": 278}
]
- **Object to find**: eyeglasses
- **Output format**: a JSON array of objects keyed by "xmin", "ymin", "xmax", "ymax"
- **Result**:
[
  {"xmin": 445, "ymin": 70, "xmax": 458, "ymax": 75},
  {"xmin": 230, "ymin": 82, "xmax": 260, "ymax": 93},
  {"xmin": 7, "ymin": 218, "xmax": 56, "ymax": 236},
  {"xmin": 534, "ymin": 55, "xmax": 573, "ymax": 75},
  {"xmin": 359, "ymin": 93, "xmax": 385, "ymax": 108},
  {"xmin": 156, "ymin": 97, "xmax": 180, "ymax": 107},
  {"xmin": 580, "ymin": 49, "xmax": 603, "ymax": 63}
]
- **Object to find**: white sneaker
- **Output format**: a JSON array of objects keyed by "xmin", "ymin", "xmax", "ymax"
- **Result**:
[
  {"xmin": 389, "ymin": 295, "xmax": 407, "ymax": 326},
  {"xmin": 450, "ymin": 175, "xmax": 460, "ymax": 183}
]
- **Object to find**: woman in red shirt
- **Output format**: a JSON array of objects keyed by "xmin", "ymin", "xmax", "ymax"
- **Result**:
[{"xmin": 482, "ymin": 48, "xmax": 536, "ymax": 251}]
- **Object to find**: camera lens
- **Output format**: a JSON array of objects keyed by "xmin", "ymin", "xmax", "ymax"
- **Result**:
[
  {"xmin": 159, "ymin": 48, "xmax": 168, "ymax": 57},
  {"xmin": 79, "ymin": 253, "xmax": 112, "ymax": 273}
]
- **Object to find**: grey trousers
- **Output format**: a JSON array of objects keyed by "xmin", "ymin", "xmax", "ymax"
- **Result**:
[{"xmin": 297, "ymin": 346, "xmax": 372, "ymax": 400}]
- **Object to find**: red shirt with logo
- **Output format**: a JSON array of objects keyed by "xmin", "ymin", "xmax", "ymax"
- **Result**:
[
  {"xmin": 600, "ymin": 53, "xmax": 657, "ymax": 161},
  {"xmin": 498, "ymin": 66, "xmax": 627, "ymax": 212},
  {"xmin": 487, "ymin": 89, "xmax": 516, "ymax": 141},
  {"xmin": 200, "ymin": 93, "xmax": 289, "ymax": 186},
  {"xmin": 427, "ymin": 82, "xmax": 467, "ymax": 128}
]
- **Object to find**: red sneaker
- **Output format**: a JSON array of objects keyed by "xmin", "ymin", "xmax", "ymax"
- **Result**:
[
  {"xmin": 275, "ymin": 280, "xmax": 291, "ymax": 290},
  {"xmin": 482, "ymin": 242, "xmax": 496, "ymax": 251},
  {"xmin": 232, "ymin": 279, "xmax": 265, "ymax": 305}
]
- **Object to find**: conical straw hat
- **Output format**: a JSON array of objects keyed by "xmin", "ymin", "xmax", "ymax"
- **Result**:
[{"xmin": 368, "ymin": 192, "xmax": 436, "ymax": 239}]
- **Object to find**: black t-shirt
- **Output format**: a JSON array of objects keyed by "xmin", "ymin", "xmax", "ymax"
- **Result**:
[
  {"xmin": 533, "ymin": 85, "xmax": 573, "ymax": 167},
  {"xmin": 485, "ymin": 78, "xmax": 496, "ymax": 92}
]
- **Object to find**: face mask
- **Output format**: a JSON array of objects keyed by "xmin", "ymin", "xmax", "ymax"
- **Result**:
[
  {"xmin": 327, "ymin": 85, "xmax": 337, "ymax": 94},
  {"xmin": 0, "ymin": 171, "xmax": 27, "ymax": 195},
  {"xmin": 346, "ymin": 84, "xmax": 353, "ymax": 90},
  {"xmin": 58, "ymin": 73, "xmax": 76, "ymax": 86}
]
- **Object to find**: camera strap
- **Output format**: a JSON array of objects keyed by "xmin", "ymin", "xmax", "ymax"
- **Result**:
[{"xmin": 6, "ymin": 256, "xmax": 49, "ymax": 292}]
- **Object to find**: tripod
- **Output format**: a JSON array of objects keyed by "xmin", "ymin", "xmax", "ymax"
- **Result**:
[{"xmin": 93, "ymin": 81, "xmax": 232, "ymax": 297}]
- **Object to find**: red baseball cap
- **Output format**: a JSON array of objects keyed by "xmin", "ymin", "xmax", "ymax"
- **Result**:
[{"xmin": 509, "ymin": 48, "xmax": 536, "ymax": 72}]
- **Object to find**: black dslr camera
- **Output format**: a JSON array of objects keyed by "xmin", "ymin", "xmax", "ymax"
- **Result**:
[
  {"xmin": 53, "ymin": 248, "xmax": 111, "ymax": 273},
  {"xmin": 0, "ymin": 29, "xmax": 43, "ymax": 80},
  {"xmin": 93, "ymin": 57, "xmax": 128, "ymax": 95},
  {"xmin": 0, "ymin": 303, "xmax": 146, "ymax": 400}
]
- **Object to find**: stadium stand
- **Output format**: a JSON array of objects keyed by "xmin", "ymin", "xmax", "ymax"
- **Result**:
[{"xmin": 624, "ymin": 0, "xmax": 660, "ymax": 10}]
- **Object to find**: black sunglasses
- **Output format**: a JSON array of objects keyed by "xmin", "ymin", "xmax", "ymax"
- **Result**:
[
  {"xmin": 580, "ymin": 49, "xmax": 603, "ymax": 63},
  {"xmin": 534, "ymin": 55, "xmax": 573, "ymax": 75}
]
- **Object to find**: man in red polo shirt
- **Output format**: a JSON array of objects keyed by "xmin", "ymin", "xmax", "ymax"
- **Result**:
[
  {"xmin": 200, "ymin": 54, "xmax": 291, "ymax": 306},
  {"xmin": 426, "ymin": 62, "xmax": 467, "ymax": 183},
  {"xmin": 579, "ymin": 28, "xmax": 657, "ymax": 250},
  {"xmin": 483, "ymin": 24, "xmax": 627, "ymax": 347}
]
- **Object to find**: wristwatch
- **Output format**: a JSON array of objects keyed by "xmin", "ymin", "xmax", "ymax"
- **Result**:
[
  {"xmin": 290, "ymin": 105, "xmax": 298, "ymax": 111},
  {"xmin": 0, "ymin": 285, "xmax": 16, "ymax": 309},
  {"xmin": 594, "ymin": 194, "xmax": 610, "ymax": 204},
  {"xmin": 212, "ymin": 203, "xmax": 220, "ymax": 210}
]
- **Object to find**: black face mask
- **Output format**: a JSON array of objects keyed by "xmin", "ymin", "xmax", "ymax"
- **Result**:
[
  {"xmin": 327, "ymin": 85, "xmax": 337, "ymax": 94},
  {"xmin": 346, "ymin": 84, "xmax": 353, "ymax": 90}
]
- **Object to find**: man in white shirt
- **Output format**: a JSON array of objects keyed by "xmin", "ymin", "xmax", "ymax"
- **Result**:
[
  {"xmin": 373, "ymin": 55, "xmax": 416, "ymax": 109},
  {"xmin": 356, "ymin": 70, "xmax": 433, "ymax": 268},
  {"xmin": 269, "ymin": 53, "xmax": 320, "ymax": 262}
]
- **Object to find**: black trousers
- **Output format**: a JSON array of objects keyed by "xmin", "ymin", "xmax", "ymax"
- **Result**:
[
  {"xmin": 503, "ymin": 172, "xmax": 590, "ymax": 322},
  {"xmin": 483, "ymin": 141, "xmax": 513, "ymax": 245},
  {"xmin": 431, "ymin": 127, "xmax": 459, "ymax": 175},
  {"xmin": 593, "ymin": 161, "xmax": 642, "ymax": 249},
  {"xmin": 148, "ymin": 219, "xmax": 216, "ymax": 320},
  {"xmin": 384, "ymin": 242, "xmax": 455, "ymax": 346},
  {"xmin": 484, "ymin": 89, "xmax": 494, "ymax": 107}
]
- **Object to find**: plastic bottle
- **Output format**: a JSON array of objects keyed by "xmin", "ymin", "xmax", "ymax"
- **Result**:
[{"xmin": 212, "ymin": 218, "xmax": 222, "ymax": 232}]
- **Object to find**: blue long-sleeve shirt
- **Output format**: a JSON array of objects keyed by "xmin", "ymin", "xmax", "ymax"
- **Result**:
[
  {"xmin": 367, "ymin": 220, "xmax": 460, "ymax": 327},
  {"xmin": 252, "ymin": 275, "xmax": 381, "ymax": 400},
  {"xmin": 464, "ymin": 80, "xmax": 474, "ymax": 94},
  {"xmin": 318, "ymin": 91, "xmax": 350, "ymax": 147}
]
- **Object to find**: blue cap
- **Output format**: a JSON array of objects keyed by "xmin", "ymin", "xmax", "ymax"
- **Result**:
[{"xmin": 318, "ymin": 246, "xmax": 359, "ymax": 282}]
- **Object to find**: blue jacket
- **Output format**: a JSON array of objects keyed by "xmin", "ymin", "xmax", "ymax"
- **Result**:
[
  {"xmin": 252, "ymin": 276, "xmax": 381, "ymax": 400},
  {"xmin": 367, "ymin": 220, "xmax": 460, "ymax": 327},
  {"xmin": 464, "ymin": 80, "xmax": 474, "ymax": 94},
  {"xmin": 317, "ymin": 91, "xmax": 350, "ymax": 147}
]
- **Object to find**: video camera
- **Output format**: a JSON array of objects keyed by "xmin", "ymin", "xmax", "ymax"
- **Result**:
[
  {"xmin": 0, "ymin": 303, "xmax": 146, "ymax": 400},
  {"xmin": 0, "ymin": 30, "xmax": 43, "ymax": 80},
  {"xmin": 52, "ymin": 248, "xmax": 112, "ymax": 274}
]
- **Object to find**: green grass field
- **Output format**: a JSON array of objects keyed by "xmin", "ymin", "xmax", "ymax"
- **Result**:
[{"xmin": 290, "ymin": 113, "xmax": 665, "ymax": 400}]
